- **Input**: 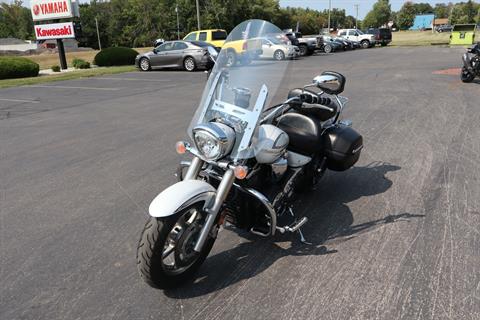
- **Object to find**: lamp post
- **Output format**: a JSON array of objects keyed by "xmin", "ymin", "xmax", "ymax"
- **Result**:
[
  {"xmin": 354, "ymin": 4, "xmax": 359, "ymax": 29},
  {"xmin": 176, "ymin": 5, "xmax": 180, "ymax": 39},
  {"xmin": 328, "ymin": 0, "xmax": 331, "ymax": 32},
  {"xmin": 195, "ymin": 0, "xmax": 201, "ymax": 30},
  {"xmin": 95, "ymin": 17, "xmax": 102, "ymax": 50}
]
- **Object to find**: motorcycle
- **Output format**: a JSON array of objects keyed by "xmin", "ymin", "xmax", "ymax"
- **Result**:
[
  {"xmin": 136, "ymin": 20, "xmax": 363, "ymax": 289},
  {"xmin": 461, "ymin": 42, "xmax": 480, "ymax": 83}
]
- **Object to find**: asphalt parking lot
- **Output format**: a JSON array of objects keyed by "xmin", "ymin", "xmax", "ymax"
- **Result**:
[{"xmin": 1, "ymin": 46, "xmax": 480, "ymax": 320}]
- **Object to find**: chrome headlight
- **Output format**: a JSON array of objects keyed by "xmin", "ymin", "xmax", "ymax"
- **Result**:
[{"xmin": 192, "ymin": 122, "xmax": 235, "ymax": 161}]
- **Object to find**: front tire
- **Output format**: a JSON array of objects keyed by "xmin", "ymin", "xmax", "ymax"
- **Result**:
[
  {"xmin": 298, "ymin": 44, "xmax": 308, "ymax": 56},
  {"xmin": 361, "ymin": 40, "xmax": 370, "ymax": 49},
  {"xmin": 183, "ymin": 57, "xmax": 196, "ymax": 72},
  {"xmin": 136, "ymin": 203, "xmax": 216, "ymax": 289},
  {"xmin": 274, "ymin": 50, "xmax": 285, "ymax": 61},
  {"xmin": 226, "ymin": 50, "xmax": 236, "ymax": 67},
  {"xmin": 461, "ymin": 67, "xmax": 475, "ymax": 83},
  {"xmin": 139, "ymin": 58, "xmax": 151, "ymax": 71},
  {"xmin": 323, "ymin": 44, "xmax": 332, "ymax": 54}
]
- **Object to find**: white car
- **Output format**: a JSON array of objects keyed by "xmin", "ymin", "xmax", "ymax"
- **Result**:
[
  {"xmin": 258, "ymin": 37, "xmax": 298, "ymax": 60},
  {"xmin": 337, "ymin": 29, "xmax": 376, "ymax": 48}
]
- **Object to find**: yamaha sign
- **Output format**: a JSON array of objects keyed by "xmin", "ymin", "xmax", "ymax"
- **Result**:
[{"xmin": 30, "ymin": 0, "xmax": 74, "ymax": 21}]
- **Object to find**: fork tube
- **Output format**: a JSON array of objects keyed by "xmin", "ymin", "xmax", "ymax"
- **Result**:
[
  {"xmin": 184, "ymin": 156, "xmax": 203, "ymax": 180},
  {"xmin": 194, "ymin": 169, "xmax": 235, "ymax": 252}
]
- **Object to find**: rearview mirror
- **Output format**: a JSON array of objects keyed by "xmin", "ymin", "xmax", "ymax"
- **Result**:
[
  {"xmin": 313, "ymin": 71, "xmax": 346, "ymax": 95},
  {"xmin": 207, "ymin": 46, "xmax": 218, "ymax": 59},
  {"xmin": 153, "ymin": 48, "xmax": 157, "ymax": 54}
]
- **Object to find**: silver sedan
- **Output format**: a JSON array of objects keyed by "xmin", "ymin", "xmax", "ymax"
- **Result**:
[{"xmin": 135, "ymin": 40, "xmax": 215, "ymax": 72}]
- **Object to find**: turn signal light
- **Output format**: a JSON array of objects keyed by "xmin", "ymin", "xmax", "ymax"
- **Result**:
[
  {"xmin": 175, "ymin": 141, "xmax": 187, "ymax": 154},
  {"xmin": 234, "ymin": 165, "xmax": 248, "ymax": 180}
]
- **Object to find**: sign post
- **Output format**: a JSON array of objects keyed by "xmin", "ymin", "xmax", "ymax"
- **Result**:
[{"xmin": 31, "ymin": 0, "xmax": 77, "ymax": 70}]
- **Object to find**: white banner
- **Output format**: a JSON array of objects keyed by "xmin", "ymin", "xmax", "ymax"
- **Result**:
[
  {"xmin": 31, "ymin": 0, "xmax": 73, "ymax": 21},
  {"xmin": 34, "ymin": 22, "xmax": 75, "ymax": 40}
]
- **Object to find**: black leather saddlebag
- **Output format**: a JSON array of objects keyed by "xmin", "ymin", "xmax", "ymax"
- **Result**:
[{"xmin": 323, "ymin": 125, "xmax": 363, "ymax": 171}]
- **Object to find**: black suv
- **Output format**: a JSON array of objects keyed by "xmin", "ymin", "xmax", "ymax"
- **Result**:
[{"xmin": 365, "ymin": 28, "xmax": 392, "ymax": 47}]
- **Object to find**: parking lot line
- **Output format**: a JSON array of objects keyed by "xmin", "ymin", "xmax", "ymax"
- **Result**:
[
  {"xmin": 29, "ymin": 85, "xmax": 122, "ymax": 91},
  {"xmin": 0, "ymin": 98, "xmax": 39, "ymax": 104},
  {"xmin": 95, "ymin": 77, "xmax": 171, "ymax": 82}
]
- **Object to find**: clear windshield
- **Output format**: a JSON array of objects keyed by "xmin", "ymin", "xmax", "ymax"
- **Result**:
[{"xmin": 188, "ymin": 20, "xmax": 291, "ymax": 160}]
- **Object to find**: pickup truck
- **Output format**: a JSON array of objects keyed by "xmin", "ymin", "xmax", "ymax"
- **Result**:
[
  {"xmin": 364, "ymin": 28, "xmax": 392, "ymax": 46},
  {"xmin": 183, "ymin": 29, "xmax": 227, "ymax": 49},
  {"xmin": 337, "ymin": 29, "xmax": 376, "ymax": 48},
  {"xmin": 284, "ymin": 32, "xmax": 317, "ymax": 56}
]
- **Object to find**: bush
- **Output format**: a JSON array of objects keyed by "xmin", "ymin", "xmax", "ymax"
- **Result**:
[
  {"xmin": 72, "ymin": 58, "xmax": 90, "ymax": 69},
  {"xmin": 0, "ymin": 57, "xmax": 40, "ymax": 80},
  {"xmin": 94, "ymin": 47, "xmax": 139, "ymax": 67},
  {"xmin": 51, "ymin": 65, "xmax": 61, "ymax": 72}
]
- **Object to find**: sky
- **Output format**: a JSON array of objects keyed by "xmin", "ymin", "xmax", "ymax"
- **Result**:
[{"xmin": 279, "ymin": 0, "xmax": 471, "ymax": 19}]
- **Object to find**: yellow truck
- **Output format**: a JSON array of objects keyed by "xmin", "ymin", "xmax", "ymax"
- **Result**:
[
  {"xmin": 183, "ymin": 28, "xmax": 262, "ymax": 66},
  {"xmin": 183, "ymin": 29, "xmax": 227, "ymax": 48}
]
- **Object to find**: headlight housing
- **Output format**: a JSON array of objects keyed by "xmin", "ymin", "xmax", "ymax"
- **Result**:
[{"xmin": 192, "ymin": 122, "xmax": 235, "ymax": 161}]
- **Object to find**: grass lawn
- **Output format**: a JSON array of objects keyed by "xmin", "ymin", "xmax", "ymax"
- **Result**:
[
  {"xmin": 0, "ymin": 65, "xmax": 137, "ymax": 89},
  {"xmin": 23, "ymin": 47, "xmax": 152, "ymax": 70},
  {"xmin": 391, "ymin": 30, "xmax": 480, "ymax": 46}
]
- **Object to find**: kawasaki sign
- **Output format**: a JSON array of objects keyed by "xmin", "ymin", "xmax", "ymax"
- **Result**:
[
  {"xmin": 30, "ymin": 0, "xmax": 74, "ymax": 21},
  {"xmin": 35, "ymin": 22, "xmax": 75, "ymax": 40}
]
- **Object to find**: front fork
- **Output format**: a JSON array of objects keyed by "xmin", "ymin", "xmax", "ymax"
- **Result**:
[{"xmin": 184, "ymin": 156, "xmax": 235, "ymax": 252}]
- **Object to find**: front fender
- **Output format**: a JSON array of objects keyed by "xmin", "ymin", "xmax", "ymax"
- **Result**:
[{"xmin": 149, "ymin": 180, "xmax": 216, "ymax": 218}]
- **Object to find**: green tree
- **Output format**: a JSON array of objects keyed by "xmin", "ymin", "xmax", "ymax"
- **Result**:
[
  {"xmin": 0, "ymin": 0, "xmax": 33, "ymax": 39},
  {"xmin": 363, "ymin": 0, "xmax": 392, "ymax": 28},
  {"xmin": 396, "ymin": 1, "xmax": 416, "ymax": 30},
  {"xmin": 434, "ymin": 3, "xmax": 450, "ymax": 19},
  {"xmin": 412, "ymin": 3, "xmax": 433, "ymax": 14}
]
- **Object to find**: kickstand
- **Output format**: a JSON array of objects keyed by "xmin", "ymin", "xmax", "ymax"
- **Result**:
[{"xmin": 288, "ymin": 207, "xmax": 312, "ymax": 245}]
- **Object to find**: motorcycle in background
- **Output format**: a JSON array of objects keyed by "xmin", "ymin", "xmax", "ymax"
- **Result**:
[
  {"xmin": 461, "ymin": 42, "xmax": 480, "ymax": 83},
  {"xmin": 136, "ymin": 20, "xmax": 363, "ymax": 289}
]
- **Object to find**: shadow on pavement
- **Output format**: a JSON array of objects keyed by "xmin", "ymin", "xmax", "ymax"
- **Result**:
[{"xmin": 165, "ymin": 162, "xmax": 424, "ymax": 298}]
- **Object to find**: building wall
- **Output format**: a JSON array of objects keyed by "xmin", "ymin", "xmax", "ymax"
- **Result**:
[
  {"xmin": 0, "ymin": 43, "xmax": 38, "ymax": 51},
  {"xmin": 410, "ymin": 14, "xmax": 435, "ymax": 30}
]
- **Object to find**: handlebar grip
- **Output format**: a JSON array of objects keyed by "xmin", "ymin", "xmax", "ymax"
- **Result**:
[
  {"xmin": 302, "ymin": 103, "xmax": 335, "ymax": 113},
  {"xmin": 299, "ymin": 93, "xmax": 332, "ymax": 106}
]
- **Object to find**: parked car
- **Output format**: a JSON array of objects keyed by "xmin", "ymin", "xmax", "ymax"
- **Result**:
[
  {"xmin": 323, "ymin": 35, "xmax": 350, "ymax": 51},
  {"xmin": 364, "ymin": 28, "xmax": 392, "ymax": 46},
  {"xmin": 338, "ymin": 28, "xmax": 376, "ymax": 48},
  {"xmin": 183, "ymin": 29, "xmax": 227, "ymax": 49},
  {"xmin": 135, "ymin": 40, "xmax": 216, "ymax": 72},
  {"xmin": 258, "ymin": 37, "xmax": 298, "ymax": 60},
  {"xmin": 316, "ymin": 35, "xmax": 341, "ymax": 53},
  {"xmin": 435, "ymin": 25, "xmax": 453, "ymax": 33},
  {"xmin": 284, "ymin": 32, "xmax": 317, "ymax": 56}
]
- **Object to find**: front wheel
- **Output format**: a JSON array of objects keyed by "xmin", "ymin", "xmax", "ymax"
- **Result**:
[
  {"xmin": 323, "ymin": 44, "xmax": 332, "ymax": 54},
  {"xmin": 183, "ymin": 57, "xmax": 196, "ymax": 72},
  {"xmin": 298, "ymin": 44, "xmax": 308, "ymax": 56},
  {"xmin": 361, "ymin": 40, "xmax": 370, "ymax": 49},
  {"xmin": 461, "ymin": 67, "xmax": 475, "ymax": 83},
  {"xmin": 136, "ymin": 203, "xmax": 216, "ymax": 289},
  {"xmin": 139, "ymin": 58, "xmax": 151, "ymax": 71},
  {"xmin": 274, "ymin": 49, "xmax": 285, "ymax": 60}
]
